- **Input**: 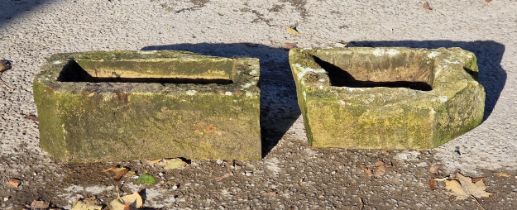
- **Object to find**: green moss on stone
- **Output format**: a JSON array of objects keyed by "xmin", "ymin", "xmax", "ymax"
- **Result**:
[
  {"xmin": 33, "ymin": 50, "xmax": 261, "ymax": 162},
  {"xmin": 136, "ymin": 173, "xmax": 158, "ymax": 185},
  {"xmin": 289, "ymin": 47, "xmax": 485, "ymax": 149}
]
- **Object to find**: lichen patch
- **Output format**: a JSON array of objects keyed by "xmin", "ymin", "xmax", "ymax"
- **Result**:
[
  {"xmin": 186, "ymin": 90, "xmax": 197, "ymax": 95},
  {"xmin": 138, "ymin": 50, "xmax": 157, "ymax": 54},
  {"xmin": 428, "ymin": 51, "xmax": 441, "ymax": 59}
]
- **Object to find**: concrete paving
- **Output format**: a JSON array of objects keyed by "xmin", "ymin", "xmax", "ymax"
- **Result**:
[{"xmin": 0, "ymin": 0, "xmax": 516, "ymax": 209}]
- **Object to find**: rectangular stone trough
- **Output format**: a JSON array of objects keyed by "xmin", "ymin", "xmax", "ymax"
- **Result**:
[
  {"xmin": 289, "ymin": 47, "xmax": 485, "ymax": 149},
  {"xmin": 33, "ymin": 50, "xmax": 261, "ymax": 162}
]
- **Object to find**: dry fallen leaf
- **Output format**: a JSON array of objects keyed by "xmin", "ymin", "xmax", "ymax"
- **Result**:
[
  {"xmin": 286, "ymin": 26, "xmax": 300, "ymax": 36},
  {"xmin": 423, "ymin": 1, "xmax": 433, "ymax": 10},
  {"xmin": 103, "ymin": 166, "xmax": 129, "ymax": 181},
  {"xmin": 444, "ymin": 172, "xmax": 491, "ymax": 200},
  {"xmin": 457, "ymin": 174, "xmax": 491, "ymax": 199},
  {"xmin": 31, "ymin": 200, "xmax": 50, "ymax": 209},
  {"xmin": 428, "ymin": 163, "xmax": 442, "ymax": 190},
  {"xmin": 429, "ymin": 164, "xmax": 441, "ymax": 174},
  {"xmin": 471, "ymin": 176, "xmax": 485, "ymax": 183},
  {"xmin": 495, "ymin": 172, "xmax": 511, "ymax": 178},
  {"xmin": 71, "ymin": 197, "xmax": 102, "ymax": 210},
  {"xmin": 429, "ymin": 178, "xmax": 438, "ymax": 190},
  {"xmin": 374, "ymin": 160, "xmax": 384, "ymax": 167},
  {"xmin": 6, "ymin": 178, "xmax": 21, "ymax": 189},
  {"xmin": 373, "ymin": 160, "xmax": 386, "ymax": 177},
  {"xmin": 361, "ymin": 160, "xmax": 388, "ymax": 177},
  {"xmin": 361, "ymin": 165, "xmax": 373, "ymax": 177},
  {"xmin": 109, "ymin": 192, "xmax": 143, "ymax": 210},
  {"xmin": 444, "ymin": 179, "xmax": 469, "ymax": 199}
]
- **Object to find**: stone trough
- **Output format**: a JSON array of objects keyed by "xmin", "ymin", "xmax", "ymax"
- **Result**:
[
  {"xmin": 289, "ymin": 47, "xmax": 485, "ymax": 149},
  {"xmin": 33, "ymin": 50, "xmax": 261, "ymax": 162}
]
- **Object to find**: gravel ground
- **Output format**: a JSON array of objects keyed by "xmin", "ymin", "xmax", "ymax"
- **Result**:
[{"xmin": 0, "ymin": 0, "xmax": 516, "ymax": 209}]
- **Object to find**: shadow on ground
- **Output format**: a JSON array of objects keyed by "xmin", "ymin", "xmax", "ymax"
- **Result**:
[
  {"xmin": 141, "ymin": 41, "xmax": 506, "ymax": 155},
  {"xmin": 142, "ymin": 43, "xmax": 301, "ymax": 157},
  {"xmin": 0, "ymin": 0, "xmax": 54, "ymax": 28},
  {"xmin": 348, "ymin": 40, "xmax": 506, "ymax": 120}
]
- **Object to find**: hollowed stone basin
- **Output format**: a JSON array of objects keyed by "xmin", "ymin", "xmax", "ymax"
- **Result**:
[
  {"xmin": 289, "ymin": 47, "xmax": 485, "ymax": 149},
  {"xmin": 34, "ymin": 50, "xmax": 261, "ymax": 162}
]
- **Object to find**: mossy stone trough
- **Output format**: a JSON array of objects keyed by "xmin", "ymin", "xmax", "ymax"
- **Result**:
[
  {"xmin": 289, "ymin": 47, "xmax": 485, "ymax": 149},
  {"xmin": 34, "ymin": 50, "xmax": 261, "ymax": 162}
]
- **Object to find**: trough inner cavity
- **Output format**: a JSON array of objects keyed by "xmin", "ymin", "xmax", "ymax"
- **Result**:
[
  {"xmin": 58, "ymin": 59, "xmax": 234, "ymax": 84},
  {"xmin": 312, "ymin": 51, "xmax": 434, "ymax": 91}
]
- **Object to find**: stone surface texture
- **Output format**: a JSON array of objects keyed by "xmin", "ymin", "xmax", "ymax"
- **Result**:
[
  {"xmin": 290, "ymin": 47, "xmax": 485, "ymax": 149},
  {"xmin": 33, "ymin": 50, "xmax": 261, "ymax": 162},
  {"xmin": 1, "ymin": 1, "xmax": 517, "ymax": 209}
]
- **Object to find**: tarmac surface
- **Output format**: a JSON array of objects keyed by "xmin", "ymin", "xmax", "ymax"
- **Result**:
[{"xmin": 0, "ymin": 0, "xmax": 516, "ymax": 209}]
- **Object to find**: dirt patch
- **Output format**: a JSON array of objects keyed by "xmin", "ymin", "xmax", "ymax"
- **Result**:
[
  {"xmin": 176, "ymin": 0, "xmax": 210, "ymax": 13},
  {"xmin": 269, "ymin": 4, "xmax": 285, "ymax": 13},
  {"xmin": 1, "ymin": 0, "xmax": 516, "ymax": 209},
  {"xmin": 281, "ymin": 0, "xmax": 308, "ymax": 18},
  {"xmin": 240, "ymin": 7, "xmax": 273, "ymax": 26},
  {"xmin": 2, "ymin": 136, "xmax": 516, "ymax": 209},
  {"xmin": 152, "ymin": 0, "xmax": 210, "ymax": 13}
]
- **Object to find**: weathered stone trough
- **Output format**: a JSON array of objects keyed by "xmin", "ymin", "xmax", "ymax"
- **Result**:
[
  {"xmin": 289, "ymin": 47, "xmax": 485, "ymax": 149},
  {"xmin": 34, "ymin": 50, "xmax": 261, "ymax": 162}
]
